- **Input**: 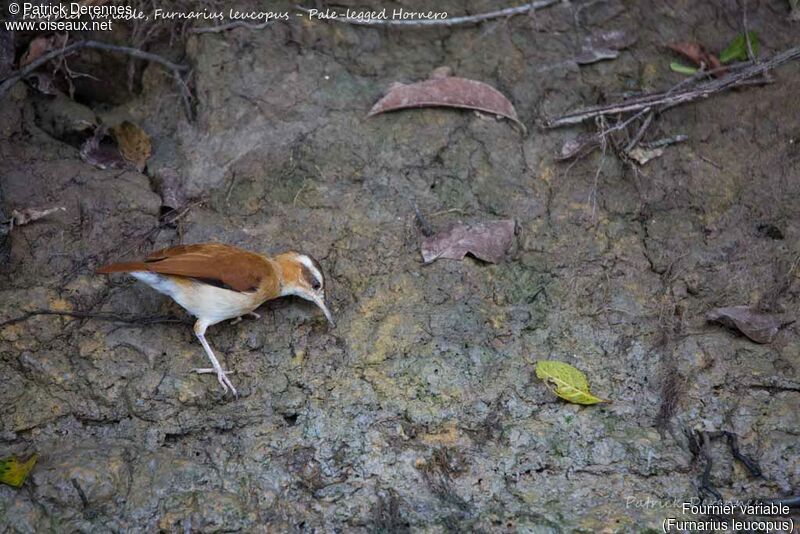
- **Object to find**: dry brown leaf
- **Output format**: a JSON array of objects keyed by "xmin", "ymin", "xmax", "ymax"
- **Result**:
[
  {"xmin": 421, "ymin": 220, "xmax": 515, "ymax": 264},
  {"xmin": 667, "ymin": 41, "xmax": 724, "ymax": 75},
  {"xmin": 111, "ymin": 121, "xmax": 152, "ymax": 172},
  {"xmin": 10, "ymin": 206, "xmax": 65, "ymax": 228},
  {"xmin": 20, "ymin": 34, "xmax": 67, "ymax": 67},
  {"xmin": 80, "ymin": 126, "xmax": 127, "ymax": 170},
  {"xmin": 706, "ymin": 306, "xmax": 792, "ymax": 344},
  {"xmin": 368, "ymin": 70, "xmax": 523, "ymax": 130},
  {"xmin": 20, "ymin": 36, "xmax": 51, "ymax": 67},
  {"xmin": 152, "ymin": 167, "xmax": 186, "ymax": 213}
]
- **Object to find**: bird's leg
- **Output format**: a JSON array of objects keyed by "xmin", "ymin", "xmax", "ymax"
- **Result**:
[
  {"xmin": 229, "ymin": 311, "xmax": 261, "ymax": 325},
  {"xmin": 192, "ymin": 320, "xmax": 238, "ymax": 397}
]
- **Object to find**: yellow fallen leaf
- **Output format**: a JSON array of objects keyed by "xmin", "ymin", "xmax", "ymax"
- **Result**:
[
  {"xmin": 0, "ymin": 454, "xmax": 37, "ymax": 488},
  {"xmin": 535, "ymin": 360, "xmax": 607, "ymax": 405},
  {"xmin": 111, "ymin": 121, "xmax": 151, "ymax": 172}
]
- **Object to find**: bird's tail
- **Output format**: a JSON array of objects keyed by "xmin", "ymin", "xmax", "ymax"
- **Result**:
[{"xmin": 96, "ymin": 261, "xmax": 149, "ymax": 274}]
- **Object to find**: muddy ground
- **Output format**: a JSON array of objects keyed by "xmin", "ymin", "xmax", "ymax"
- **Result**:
[{"xmin": 1, "ymin": 0, "xmax": 799, "ymax": 531}]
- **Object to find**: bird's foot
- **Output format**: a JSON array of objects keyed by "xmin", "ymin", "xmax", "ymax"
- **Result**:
[
  {"xmin": 193, "ymin": 368, "xmax": 238, "ymax": 397},
  {"xmin": 229, "ymin": 312, "xmax": 261, "ymax": 325}
]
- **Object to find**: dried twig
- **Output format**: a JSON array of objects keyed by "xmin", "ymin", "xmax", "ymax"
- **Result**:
[
  {"xmin": 641, "ymin": 134, "xmax": 688, "ymax": 149},
  {"xmin": 624, "ymin": 111, "xmax": 654, "ymax": 153},
  {"xmin": 409, "ymin": 200, "xmax": 434, "ymax": 237},
  {"xmin": 0, "ymin": 39, "xmax": 190, "ymax": 105},
  {"xmin": 113, "ymin": 200, "xmax": 201, "ymax": 261},
  {"xmin": 295, "ymin": 0, "xmax": 559, "ymax": 27},
  {"xmin": 57, "ymin": 200, "xmax": 201, "ymax": 288},
  {"xmin": 547, "ymin": 46, "xmax": 800, "ymax": 127},
  {"xmin": 0, "ymin": 310, "xmax": 189, "ymax": 328}
]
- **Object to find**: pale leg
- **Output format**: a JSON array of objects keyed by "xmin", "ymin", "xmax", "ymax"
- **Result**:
[
  {"xmin": 192, "ymin": 320, "xmax": 238, "ymax": 396},
  {"xmin": 229, "ymin": 311, "xmax": 261, "ymax": 325}
]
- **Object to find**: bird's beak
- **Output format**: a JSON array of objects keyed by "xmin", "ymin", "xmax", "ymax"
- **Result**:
[{"xmin": 311, "ymin": 294, "xmax": 335, "ymax": 328}]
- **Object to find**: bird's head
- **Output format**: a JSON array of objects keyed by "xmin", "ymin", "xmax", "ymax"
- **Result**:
[{"xmin": 275, "ymin": 252, "xmax": 335, "ymax": 327}]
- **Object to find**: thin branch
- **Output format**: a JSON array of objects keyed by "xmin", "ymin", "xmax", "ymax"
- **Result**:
[
  {"xmin": 588, "ymin": 120, "xmax": 608, "ymax": 220},
  {"xmin": 57, "ymin": 200, "xmax": 201, "ymax": 287},
  {"xmin": 624, "ymin": 111, "xmax": 654, "ymax": 153},
  {"xmin": 409, "ymin": 200, "xmax": 434, "ymax": 237},
  {"xmin": 295, "ymin": 0, "xmax": 559, "ymax": 28},
  {"xmin": 0, "ymin": 39, "xmax": 189, "ymax": 101},
  {"xmin": 740, "ymin": 0, "xmax": 757, "ymax": 62},
  {"xmin": 113, "ymin": 200, "xmax": 201, "ymax": 262},
  {"xmin": 547, "ymin": 46, "xmax": 800, "ymax": 128},
  {"xmin": 641, "ymin": 134, "xmax": 688, "ymax": 149},
  {"xmin": 0, "ymin": 310, "xmax": 190, "ymax": 328}
]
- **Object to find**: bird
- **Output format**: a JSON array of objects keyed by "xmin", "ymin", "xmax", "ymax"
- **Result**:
[{"xmin": 97, "ymin": 243, "xmax": 334, "ymax": 396}]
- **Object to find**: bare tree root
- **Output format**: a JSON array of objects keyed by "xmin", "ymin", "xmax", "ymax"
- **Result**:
[{"xmin": 0, "ymin": 39, "xmax": 193, "ymax": 118}]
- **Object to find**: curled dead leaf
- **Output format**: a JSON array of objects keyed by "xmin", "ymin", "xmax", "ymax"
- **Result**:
[
  {"xmin": 368, "ymin": 70, "xmax": 524, "ymax": 131},
  {"xmin": 151, "ymin": 167, "xmax": 186, "ymax": 214},
  {"xmin": 706, "ymin": 306, "xmax": 792, "ymax": 344},
  {"xmin": 421, "ymin": 219, "xmax": 515, "ymax": 264},
  {"xmin": 111, "ymin": 121, "xmax": 152, "ymax": 172},
  {"xmin": 79, "ymin": 125, "xmax": 128, "ymax": 170}
]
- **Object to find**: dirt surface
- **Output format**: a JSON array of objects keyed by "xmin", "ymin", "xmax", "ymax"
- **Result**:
[{"xmin": 1, "ymin": 0, "xmax": 799, "ymax": 531}]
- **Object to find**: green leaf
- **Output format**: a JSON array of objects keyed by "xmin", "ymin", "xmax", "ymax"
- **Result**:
[
  {"xmin": 535, "ymin": 360, "xmax": 607, "ymax": 405},
  {"xmin": 670, "ymin": 62, "xmax": 699, "ymax": 75},
  {"xmin": 719, "ymin": 32, "xmax": 759, "ymax": 64},
  {"xmin": 0, "ymin": 455, "xmax": 37, "ymax": 488}
]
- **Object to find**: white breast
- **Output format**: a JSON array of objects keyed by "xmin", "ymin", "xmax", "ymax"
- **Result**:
[{"xmin": 131, "ymin": 272, "xmax": 258, "ymax": 326}]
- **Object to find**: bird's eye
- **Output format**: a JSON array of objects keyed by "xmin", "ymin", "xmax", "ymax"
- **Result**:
[{"xmin": 311, "ymin": 280, "xmax": 322, "ymax": 290}]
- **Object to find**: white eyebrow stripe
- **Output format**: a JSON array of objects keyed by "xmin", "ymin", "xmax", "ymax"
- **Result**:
[{"xmin": 298, "ymin": 255, "xmax": 323, "ymax": 285}]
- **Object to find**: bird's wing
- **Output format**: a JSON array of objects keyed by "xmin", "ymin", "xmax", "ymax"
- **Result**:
[{"xmin": 99, "ymin": 243, "xmax": 274, "ymax": 293}]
